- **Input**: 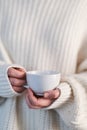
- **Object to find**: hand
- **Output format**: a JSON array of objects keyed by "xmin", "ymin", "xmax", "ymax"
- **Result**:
[
  {"xmin": 7, "ymin": 67, "xmax": 26, "ymax": 93},
  {"xmin": 26, "ymin": 88, "xmax": 61, "ymax": 109}
]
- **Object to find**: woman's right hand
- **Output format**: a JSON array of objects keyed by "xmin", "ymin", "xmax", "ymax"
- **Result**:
[{"xmin": 7, "ymin": 67, "xmax": 26, "ymax": 93}]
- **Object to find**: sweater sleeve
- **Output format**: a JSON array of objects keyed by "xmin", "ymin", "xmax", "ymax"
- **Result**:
[
  {"xmin": 0, "ymin": 39, "xmax": 26, "ymax": 104},
  {"xmin": 44, "ymin": 43, "xmax": 87, "ymax": 129}
]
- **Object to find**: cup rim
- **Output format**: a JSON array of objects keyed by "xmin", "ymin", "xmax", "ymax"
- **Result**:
[{"xmin": 26, "ymin": 70, "xmax": 60, "ymax": 76}]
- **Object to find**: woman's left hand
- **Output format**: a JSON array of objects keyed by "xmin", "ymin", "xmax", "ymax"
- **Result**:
[{"xmin": 26, "ymin": 88, "xmax": 61, "ymax": 109}]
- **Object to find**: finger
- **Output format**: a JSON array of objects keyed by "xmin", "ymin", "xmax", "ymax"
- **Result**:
[
  {"xmin": 36, "ymin": 97, "xmax": 52, "ymax": 107},
  {"xmin": 26, "ymin": 95, "xmax": 41, "ymax": 109},
  {"xmin": 27, "ymin": 88, "xmax": 52, "ymax": 107},
  {"xmin": 27, "ymin": 88, "xmax": 40, "ymax": 106},
  {"xmin": 7, "ymin": 67, "xmax": 26, "ymax": 79},
  {"xmin": 9, "ymin": 77, "xmax": 26, "ymax": 86},
  {"xmin": 13, "ymin": 86, "xmax": 26, "ymax": 93},
  {"xmin": 44, "ymin": 88, "xmax": 61, "ymax": 100}
]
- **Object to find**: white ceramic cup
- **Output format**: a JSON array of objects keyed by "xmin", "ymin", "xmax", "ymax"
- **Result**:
[{"xmin": 25, "ymin": 70, "xmax": 61, "ymax": 95}]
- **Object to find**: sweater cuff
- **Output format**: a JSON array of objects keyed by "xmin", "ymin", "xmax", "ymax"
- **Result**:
[
  {"xmin": 44, "ymin": 82, "xmax": 72, "ymax": 110},
  {"xmin": 0, "ymin": 64, "xmax": 26, "ymax": 98}
]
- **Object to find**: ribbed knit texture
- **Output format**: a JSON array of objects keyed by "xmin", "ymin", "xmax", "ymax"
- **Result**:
[{"xmin": 0, "ymin": 0, "xmax": 87, "ymax": 130}]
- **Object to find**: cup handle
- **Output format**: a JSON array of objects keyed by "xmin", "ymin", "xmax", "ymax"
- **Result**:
[{"xmin": 24, "ymin": 85, "xmax": 29, "ymax": 88}]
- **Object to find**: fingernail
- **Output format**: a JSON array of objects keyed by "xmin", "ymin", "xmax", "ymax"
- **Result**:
[{"xmin": 44, "ymin": 92, "xmax": 49, "ymax": 98}]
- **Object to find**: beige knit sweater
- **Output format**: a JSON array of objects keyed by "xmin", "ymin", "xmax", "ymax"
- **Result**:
[{"xmin": 0, "ymin": 0, "xmax": 87, "ymax": 130}]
